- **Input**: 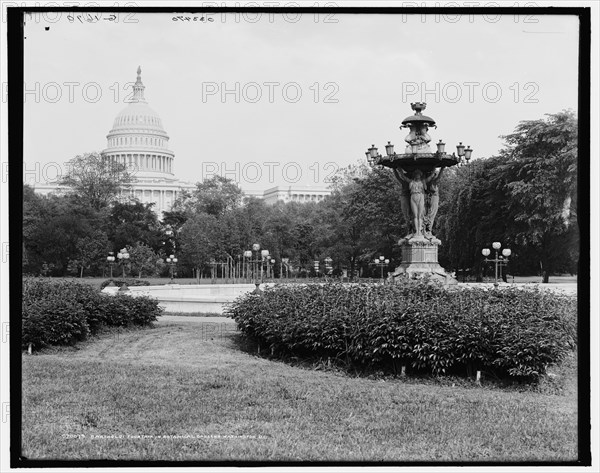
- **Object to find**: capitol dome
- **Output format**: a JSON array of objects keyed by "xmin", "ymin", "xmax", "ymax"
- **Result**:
[
  {"xmin": 102, "ymin": 66, "xmax": 175, "ymax": 180},
  {"xmin": 100, "ymin": 67, "xmax": 195, "ymax": 215}
]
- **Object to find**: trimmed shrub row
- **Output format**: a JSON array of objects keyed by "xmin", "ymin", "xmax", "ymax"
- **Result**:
[
  {"xmin": 23, "ymin": 278, "xmax": 163, "ymax": 350},
  {"xmin": 225, "ymin": 281, "xmax": 577, "ymax": 379}
]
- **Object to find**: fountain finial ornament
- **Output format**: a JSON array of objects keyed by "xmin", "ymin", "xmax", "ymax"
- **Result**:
[{"xmin": 410, "ymin": 102, "xmax": 427, "ymax": 114}]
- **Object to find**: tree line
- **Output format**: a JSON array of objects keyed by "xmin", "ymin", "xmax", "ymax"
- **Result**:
[{"xmin": 22, "ymin": 111, "xmax": 579, "ymax": 282}]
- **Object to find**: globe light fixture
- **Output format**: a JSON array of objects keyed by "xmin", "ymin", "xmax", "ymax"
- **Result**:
[
  {"xmin": 374, "ymin": 255, "xmax": 390, "ymax": 281},
  {"xmin": 165, "ymin": 254, "xmax": 178, "ymax": 283},
  {"xmin": 436, "ymin": 140, "xmax": 446, "ymax": 154},
  {"xmin": 482, "ymin": 242, "xmax": 511, "ymax": 288},
  {"xmin": 106, "ymin": 252, "xmax": 116, "ymax": 280},
  {"xmin": 117, "ymin": 248, "xmax": 130, "ymax": 277},
  {"xmin": 368, "ymin": 144, "xmax": 379, "ymax": 159},
  {"xmin": 385, "ymin": 141, "xmax": 394, "ymax": 156},
  {"xmin": 246, "ymin": 243, "xmax": 270, "ymax": 291},
  {"xmin": 464, "ymin": 146, "xmax": 473, "ymax": 162}
]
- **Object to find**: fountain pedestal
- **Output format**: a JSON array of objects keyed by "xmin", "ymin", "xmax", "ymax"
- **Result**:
[{"xmin": 392, "ymin": 236, "xmax": 457, "ymax": 285}]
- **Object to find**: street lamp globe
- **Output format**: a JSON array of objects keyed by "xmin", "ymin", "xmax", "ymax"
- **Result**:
[
  {"xmin": 502, "ymin": 249, "xmax": 511, "ymax": 257},
  {"xmin": 368, "ymin": 144, "xmax": 378, "ymax": 159},
  {"xmin": 464, "ymin": 146, "xmax": 473, "ymax": 161},
  {"xmin": 261, "ymin": 249, "xmax": 270, "ymax": 259},
  {"xmin": 482, "ymin": 248, "xmax": 491, "ymax": 257},
  {"xmin": 243, "ymin": 250, "xmax": 252, "ymax": 258},
  {"xmin": 492, "ymin": 242, "xmax": 501, "ymax": 250},
  {"xmin": 252, "ymin": 243, "xmax": 260, "ymax": 252},
  {"xmin": 385, "ymin": 141, "xmax": 394, "ymax": 156},
  {"xmin": 385, "ymin": 259, "xmax": 390, "ymax": 264}
]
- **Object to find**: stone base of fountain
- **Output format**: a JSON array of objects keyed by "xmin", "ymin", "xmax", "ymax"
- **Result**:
[{"xmin": 391, "ymin": 236, "xmax": 457, "ymax": 285}]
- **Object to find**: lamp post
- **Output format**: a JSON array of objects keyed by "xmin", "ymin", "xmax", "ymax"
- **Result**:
[
  {"xmin": 165, "ymin": 254, "xmax": 178, "ymax": 284},
  {"xmin": 106, "ymin": 252, "xmax": 116, "ymax": 279},
  {"xmin": 243, "ymin": 250, "xmax": 252, "ymax": 282},
  {"xmin": 269, "ymin": 258, "xmax": 276, "ymax": 279},
  {"xmin": 281, "ymin": 257, "xmax": 289, "ymax": 279},
  {"xmin": 324, "ymin": 257, "xmax": 333, "ymax": 276},
  {"xmin": 374, "ymin": 255, "xmax": 390, "ymax": 281},
  {"xmin": 116, "ymin": 248, "xmax": 130, "ymax": 278},
  {"xmin": 482, "ymin": 242, "xmax": 511, "ymax": 288},
  {"xmin": 245, "ymin": 243, "xmax": 269, "ymax": 291}
]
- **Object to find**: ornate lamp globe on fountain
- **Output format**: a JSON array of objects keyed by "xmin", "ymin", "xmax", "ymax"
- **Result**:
[{"xmin": 366, "ymin": 102, "xmax": 473, "ymax": 285}]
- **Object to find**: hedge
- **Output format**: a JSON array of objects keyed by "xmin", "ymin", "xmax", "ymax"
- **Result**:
[
  {"xmin": 22, "ymin": 278, "xmax": 163, "ymax": 350},
  {"xmin": 225, "ymin": 281, "xmax": 577, "ymax": 379}
]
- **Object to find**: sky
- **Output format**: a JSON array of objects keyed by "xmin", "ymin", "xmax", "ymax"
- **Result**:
[{"xmin": 21, "ymin": 8, "xmax": 580, "ymax": 193}]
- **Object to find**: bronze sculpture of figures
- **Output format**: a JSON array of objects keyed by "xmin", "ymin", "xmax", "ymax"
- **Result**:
[
  {"xmin": 393, "ymin": 167, "xmax": 443, "ymax": 239},
  {"xmin": 395, "ymin": 173, "xmax": 413, "ymax": 236},
  {"xmin": 424, "ymin": 167, "xmax": 444, "ymax": 236}
]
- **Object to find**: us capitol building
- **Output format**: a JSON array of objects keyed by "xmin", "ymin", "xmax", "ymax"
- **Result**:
[{"xmin": 31, "ymin": 67, "xmax": 330, "ymax": 214}]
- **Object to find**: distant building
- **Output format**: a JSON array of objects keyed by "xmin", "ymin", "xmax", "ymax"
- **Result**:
[
  {"xmin": 30, "ymin": 67, "xmax": 196, "ymax": 215},
  {"xmin": 30, "ymin": 68, "xmax": 331, "ymax": 213},
  {"xmin": 101, "ymin": 66, "xmax": 196, "ymax": 214},
  {"xmin": 262, "ymin": 185, "xmax": 331, "ymax": 205}
]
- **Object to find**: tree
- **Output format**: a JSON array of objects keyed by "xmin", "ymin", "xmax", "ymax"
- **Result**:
[
  {"xmin": 69, "ymin": 230, "xmax": 110, "ymax": 277},
  {"xmin": 23, "ymin": 190, "xmax": 101, "ymax": 275},
  {"xmin": 498, "ymin": 110, "xmax": 578, "ymax": 282},
  {"xmin": 317, "ymin": 165, "xmax": 404, "ymax": 278},
  {"xmin": 59, "ymin": 152, "xmax": 134, "ymax": 211},
  {"xmin": 108, "ymin": 200, "xmax": 164, "ymax": 252},
  {"xmin": 178, "ymin": 213, "xmax": 222, "ymax": 281},
  {"xmin": 126, "ymin": 243, "xmax": 165, "ymax": 278},
  {"xmin": 171, "ymin": 175, "xmax": 243, "ymax": 218}
]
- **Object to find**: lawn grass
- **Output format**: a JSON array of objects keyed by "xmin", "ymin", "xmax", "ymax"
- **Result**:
[{"xmin": 21, "ymin": 318, "xmax": 578, "ymax": 462}]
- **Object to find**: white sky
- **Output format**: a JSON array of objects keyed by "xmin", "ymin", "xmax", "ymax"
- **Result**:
[{"xmin": 21, "ymin": 9, "xmax": 580, "ymax": 192}]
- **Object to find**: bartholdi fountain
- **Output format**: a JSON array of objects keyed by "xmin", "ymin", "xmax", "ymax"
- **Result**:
[{"xmin": 366, "ymin": 102, "xmax": 473, "ymax": 285}]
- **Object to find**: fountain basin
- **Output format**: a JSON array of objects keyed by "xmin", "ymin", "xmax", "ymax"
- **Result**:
[{"xmin": 101, "ymin": 283, "xmax": 271, "ymax": 314}]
